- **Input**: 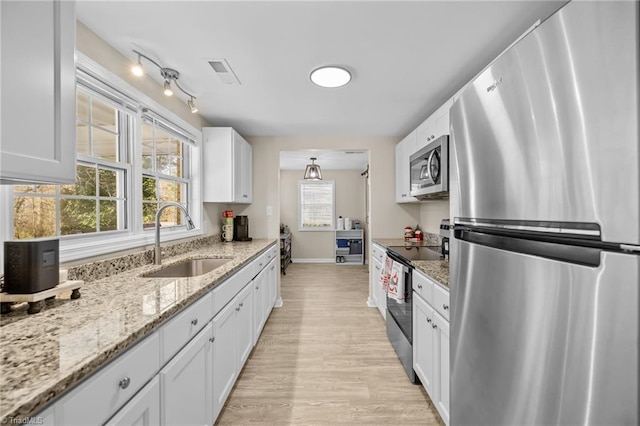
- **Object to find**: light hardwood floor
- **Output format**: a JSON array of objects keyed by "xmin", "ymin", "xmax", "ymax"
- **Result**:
[{"xmin": 216, "ymin": 263, "xmax": 444, "ymax": 425}]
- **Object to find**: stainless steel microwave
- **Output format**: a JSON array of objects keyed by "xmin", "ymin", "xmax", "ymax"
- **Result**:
[{"xmin": 409, "ymin": 135, "xmax": 449, "ymax": 200}]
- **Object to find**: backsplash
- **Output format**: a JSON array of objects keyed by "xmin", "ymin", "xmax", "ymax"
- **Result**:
[{"xmin": 67, "ymin": 234, "xmax": 221, "ymax": 283}]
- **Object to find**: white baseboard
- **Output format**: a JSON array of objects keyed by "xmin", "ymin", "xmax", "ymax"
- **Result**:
[
  {"xmin": 366, "ymin": 297, "xmax": 376, "ymax": 308},
  {"xmin": 274, "ymin": 297, "xmax": 283, "ymax": 308},
  {"xmin": 291, "ymin": 258, "xmax": 335, "ymax": 263}
]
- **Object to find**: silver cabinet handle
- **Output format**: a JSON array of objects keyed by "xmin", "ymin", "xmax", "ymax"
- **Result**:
[
  {"xmin": 256, "ymin": 286, "xmax": 259, "ymax": 290},
  {"xmin": 119, "ymin": 377, "xmax": 131, "ymax": 390},
  {"xmin": 259, "ymin": 262, "xmax": 263, "ymax": 267},
  {"xmin": 209, "ymin": 337, "xmax": 215, "ymax": 343},
  {"xmin": 427, "ymin": 318, "xmax": 431, "ymax": 323},
  {"xmin": 430, "ymin": 134, "xmax": 435, "ymax": 140},
  {"xmin": 443, "ymin": 304, "xmax": 449, "ymax": 311},
  {"xmin": 191, "ymin": 319, "xmax": 198, "ymax": 326},
  {"xmin": 401, "ymin": 194, "xmax": 407, "ymax": 197},
  {"xmin": 432, "ymin": 324, "xmax": 438, "ymax": 329},
  {"xmin": 236, "ymin": 307, "xmax": 240, "ymax": 311},
  {"xmin": 243, "ymin": 194, "xmax": 248, "ymax": 198},
  {"xmin": 239, "ymin": 302, "xmax": 244, "ymax": 307},
  {"xmin": 417, "ymin": 284, "xmax": 422, "ymax": 289},
  {"xmin": 271, "ymin": 265, "xmax": 275, "ymax": 271}
]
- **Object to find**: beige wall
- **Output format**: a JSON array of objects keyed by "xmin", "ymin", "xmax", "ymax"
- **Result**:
[
  {"xmin": 280, "ymin": 169, "xmax": 366, "ymax": 261},
  {"xmin": 419, "ymin": 200, "xmax": 450, "ymax": 235},
  {"xmin": 223, "ymin": 136, "xmax": 421, "ymax": 253}
]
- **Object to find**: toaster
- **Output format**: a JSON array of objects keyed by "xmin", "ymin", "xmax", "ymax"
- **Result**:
[{"xmin": 3, "ymin": 239, "xmax": 59, "ymax": 294}]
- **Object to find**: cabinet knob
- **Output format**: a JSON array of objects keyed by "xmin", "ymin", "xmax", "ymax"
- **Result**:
[
  {"xmin": 432, "ymin": 324, "xmax": 438, "ymax": 329},
  {"xmin": 236, "ymin": 307, "xmax": 241, "ymax": 312},
  {"xmin": 191, "ymin": 318, "xmax": 198, "ymax": 326},
  {"xmin": 209, "ymin": 337, "xmax": 215, "ymax": 343},
  {"xmin": 402, "ymin": 194, "xmax": 407, "ymax": 197},
  {"xmin": 119, "ymin": 377, "xmax": 131, "ymax": 390},
  {"xmin": 430, "ymin": 134, "xmax": 435, "ymax": 139},
  {"xmin": 256, "ymin": 286, "xmax": 259, "ymax": 290},
  {"xmin": 271, "ymin": 265, "xmax": 275, "ymax": 271},
  {"xmin": 239, "ymin": 302, "xmax": 244, "ymax": 307},
  {"xmin": 417, "ymin": 284, "xmax": 422, "ymax": 289},
  {"xmin": 443, "ymin": 304, "xmax": 449, "ymax": 311},
  {"xmin": 427, "ymin": 318, "xmax": 432, "ymax": 323},
  {"xmin": 243, "ymin": 194, "xmax": 248, "ymax": 198}
]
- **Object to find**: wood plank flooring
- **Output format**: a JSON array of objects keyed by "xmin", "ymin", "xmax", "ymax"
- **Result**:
[{"xmin": 216, "ymin": 263, "xmax": 444, "ymax": 425}]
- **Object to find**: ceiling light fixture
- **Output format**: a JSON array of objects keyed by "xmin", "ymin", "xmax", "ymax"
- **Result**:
[
  {"xmin": 131, "ymin": 49, "xmax": 198, "ymax": 113},
  {"xmin": 304, "ymin": 157, "xmax": 323, "ymax": 180},
  {"xmin": 188, "ymin": 97, "xmax": 198, "ymax": 113},
  {"xmin": 310, "ymin": 66, "xmax": 352, "ymax": 88},
  {"xmin": 131, "ymin": 53, "xmax": 144, "ymax": 77}
]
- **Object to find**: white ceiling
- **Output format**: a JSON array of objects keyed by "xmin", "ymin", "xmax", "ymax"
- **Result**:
[
  {"xmin": 279, "ymin": 150, "xmax": 368, "ymax": 170},
  {"xmin": 76, "ymin": 1, "xmax": 566, "ymax": 137}
]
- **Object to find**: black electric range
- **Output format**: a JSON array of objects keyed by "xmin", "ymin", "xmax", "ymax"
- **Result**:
[{"xmin": 386, "ymin": 245, "xmax": 444, "ymax": 264}]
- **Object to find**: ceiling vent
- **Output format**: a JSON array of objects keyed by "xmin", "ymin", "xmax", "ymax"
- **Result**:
[{"xmin": 208, "ymin": 58, "xmax": 241, "ymax": 85}]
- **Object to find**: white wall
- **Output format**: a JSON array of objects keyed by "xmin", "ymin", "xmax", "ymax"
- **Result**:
[
  {"xmin": 419, "ymin": 200, "xmax": 450, "ymax": 235},
  {"xmin": 280, "ymin": 169, "xmax": 366, "ymax": 261}
]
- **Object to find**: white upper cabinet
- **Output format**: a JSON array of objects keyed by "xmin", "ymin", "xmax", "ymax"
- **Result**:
[
  {"xmin": 395, "ymin": 131, "xmax": 418, "ymax": 203},
  {"xmin": 202, "ymin": 127, "xmax": 253, "ymax": 204},
  {"xmin": 0, "ymin": 0, "xmax": 77, "ymax": 184},
  {"xmin": 415, "ymin": 98, "xmax": 453, "ymax": 152}
]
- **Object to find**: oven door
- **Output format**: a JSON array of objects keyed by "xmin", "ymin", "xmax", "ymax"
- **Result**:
[{"xmin": 386, "ymin": 251, "xmax": 413, "ymax": 343}]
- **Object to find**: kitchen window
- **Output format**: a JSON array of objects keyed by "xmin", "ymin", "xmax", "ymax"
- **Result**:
[
  {"xmin": 1, "ymin": 54, "xmax": 202, "ymax": 266},
  {"xmin": 298, "ymin": 180, "xmax": 335, "ymax": 231}
]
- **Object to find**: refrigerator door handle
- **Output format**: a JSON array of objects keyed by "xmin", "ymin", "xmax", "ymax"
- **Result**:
[{"xmin": 455, "ymin": 228, "xmax": 602, "ymax": 267}]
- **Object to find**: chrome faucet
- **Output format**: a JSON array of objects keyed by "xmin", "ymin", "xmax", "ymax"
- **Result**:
[{"xmin": 155, "ymin": 202, "xmax": 195, "ymax": 265}]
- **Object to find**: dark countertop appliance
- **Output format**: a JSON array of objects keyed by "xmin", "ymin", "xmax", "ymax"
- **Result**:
[
  {"xmin": 233, "ymin": 215, "xmax": 252, "ymax": 241},
  {"xmin": 3, "ymin": 239, "xmax": 59, "ymax": 294}
]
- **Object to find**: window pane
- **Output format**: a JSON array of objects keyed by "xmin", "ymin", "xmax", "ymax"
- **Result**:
[
  {"xmin": 98, "ymin": 168, "xmax": 118, "ymax": 197},
  {"xmin": 91, "ymin": 98, "xmax": 117, "ymax": 132},
  {"xmin": 13, "ymin": 185, "xmax": 55, "ymax": 195},
  {"xmin": 77, "ymin": 123, "xmax": 90, "ymax": 156},
  {"xmin": 159, "ymin": 180, "xmax": 186, "ymax": 203},
  {"xmin": 300, "ymin": 182, "xmax": 334, "ymax": 229},
  {"xmin": 157, "ymin": 155, "xmax": 182, "ymax": 177},
  {"xmin": 99, "ymin": 200, "xmax": 119, "ymax": 231},
  {"xmin": 154, "ymin": 128, "xmax": 174, "ymax": 154},
  {"xmin": 77, "ymin": 92, "xmax": 89, "ymax": 122},
  {"xmin": 142, "ymin": 176, "xmax": 157, "ymax": 201},
  {"xmin": 60, "ymin": 199, "xmax": 97, "ymax": 235},
  {"xmin": 142, "ymin": 202, "xmax": 157, "ymax": 228},
  {"xmin": 13, "ymin": 196, "xmax": 56, "ymax": 239},
  {"xmin": 61, "ymin": 165, "xmax": 96, "ymax": 196},
  {"xmin": 92, "ymin": 127, "xmax": 118, "ymax": 161}
]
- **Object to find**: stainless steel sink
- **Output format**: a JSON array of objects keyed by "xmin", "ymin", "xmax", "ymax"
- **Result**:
[{"xmin": 143, "ymin": 258, "xmax": 232, "ymax": 278}]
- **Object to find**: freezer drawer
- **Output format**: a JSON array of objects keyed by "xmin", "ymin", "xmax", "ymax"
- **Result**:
[{"xmin": 450, "ymin": 237, "xmax": 639, "ymax": 426}]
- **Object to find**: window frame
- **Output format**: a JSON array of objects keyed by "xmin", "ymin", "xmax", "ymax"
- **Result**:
[
  {"xmin": 298, "ymin": 180, "xmax": 336, "ymax": 232},
  {"xmin": 0, "ymin": 53, "xmax": 203, "ymax": 267}
]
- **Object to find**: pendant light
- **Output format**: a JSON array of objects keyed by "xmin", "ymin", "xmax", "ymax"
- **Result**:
[{"xmin": 304, "ymin": 157, "xmax": 323, "ymax": 180}]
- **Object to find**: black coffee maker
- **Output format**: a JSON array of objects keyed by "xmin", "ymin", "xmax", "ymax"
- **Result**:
[
  {"xmin": 439, "ymin": 219, "xmax": 451, "ymax": 259},
  {"xmin": 233, "ymin": 216, "xmax": 252, "ymax": 241}
]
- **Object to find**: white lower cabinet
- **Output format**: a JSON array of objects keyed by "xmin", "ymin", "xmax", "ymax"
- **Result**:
[
  {"xmin": 212, "ymin": 299, "xmax": 238, "ymax": 419},
  {"xmin": 160, "ymin": 323, "xmax": 213, "ymax": 426},
  {"xmin": 35, "ymin": 244, "xmax": 278, "ymax": 426},
  {"xmin": 413, "ymin": 294, "xmax": 435, "ymax": 396},
  {"xmin": 106, "ymin": 377, "xmax": 160, "ymax": 426},
  {"xmin": 236, "ymin": 284, "xmax": 254, "ymax": 367},
  {"xmin": 413, "ymin": 285, "xmax": 450, "ymax": 425}
]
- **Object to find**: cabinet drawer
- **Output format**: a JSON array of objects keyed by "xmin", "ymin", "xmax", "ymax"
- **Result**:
[
  {"xmin": 265, "ymin": 245, "xmax": 277, "ymax": 263},
  {"xmin": 372, "ymin": 244, "xmax": 385, "ymax": 264},
  {"xmin": 58, "ymin": 332, "xmax": 160, "ymax": 426},
  {"xmin": 161, "ymin": 292, "xmax": 213, "ymax": 364},
  {"xmin": 213, "ymin": 264, "xmax": 251, "ymax": 316},
  {"xmin": 412, "ymin": 270, "xmax": 434, "ymax": 304},
  {"xmin": 432, "ymin": 283, "xmax": 450, "ymax": 321},
  {"xmin": 253, "ymin": 252, "xmax": 269, "ymax": 277}
]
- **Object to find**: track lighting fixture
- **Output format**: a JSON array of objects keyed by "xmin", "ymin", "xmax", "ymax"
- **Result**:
[
  {"xmin": 131, "ymin": 49, "xmax": 198, "ymax": 113},
  {"xmin": 188, "ymin": 97, "xmax": 198, "ymax": 113}
]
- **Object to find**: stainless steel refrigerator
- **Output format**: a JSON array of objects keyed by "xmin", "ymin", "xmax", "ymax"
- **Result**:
[{"xmin": 449, "ymin": 1, "xmax": 639, "ymax": 425}]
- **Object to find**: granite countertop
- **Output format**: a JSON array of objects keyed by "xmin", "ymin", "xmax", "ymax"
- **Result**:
[
  {"xmin": 0, "ymin": 238, "xmax": 276, "ymax": 422},
  {"xmin": 372, "ymin": 238, "xmax": 450, "ymax": 288}
]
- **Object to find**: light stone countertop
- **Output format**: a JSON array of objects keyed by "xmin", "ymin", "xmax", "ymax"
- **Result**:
[
  {"xmin": 372, "ymin": 238, "xmax": 450, "ymax": 288},
  {"xmin": 0, "ymin": 238, "xmax": 276, "ymax": 422}
]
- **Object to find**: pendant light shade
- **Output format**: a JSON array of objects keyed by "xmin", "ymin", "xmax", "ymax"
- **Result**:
[{"xmin": 304, "ymin": 157, "xmax": 322, "ymax": 180}]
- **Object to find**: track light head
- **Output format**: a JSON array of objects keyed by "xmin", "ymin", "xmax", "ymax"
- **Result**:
[
  {"xmin": 163, "ymin": 80, "xmax": 173, "ymax": 96},
  {"xmin": 188, "ymin": 97, "xmax": 198, "ymax": 113},
  {"xmin": 131, "ymin": 54, "xmax": 144, "ymax": 76}
]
